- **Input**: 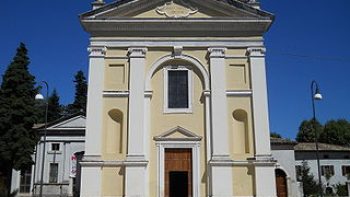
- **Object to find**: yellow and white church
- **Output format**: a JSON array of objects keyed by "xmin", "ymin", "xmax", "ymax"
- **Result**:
[{"xmin": 79, "ymin": 0, "xmax": 276, "ymax": 196}]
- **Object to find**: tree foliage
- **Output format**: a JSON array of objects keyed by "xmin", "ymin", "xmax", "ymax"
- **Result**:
[
  {"xmin": 320, "ymin": 119, "xmax": 350, "ymax": 146},
  {"xmin": 270, "ymin": 132, "xmax": 282, "ymax": 138},
  {"xmin": 47, "ymin": 89, "xmax": 62, "ymax": 122},
  {"xmin": 66, "ymin": 70, "xmax": 87, "ymax": 114},
  {"xmin": 296, "ymin": 119, "xmax": 350, "ymax": 146},
  {"xmin": 0, "ymin": 43, "xmax": 38, "ymax": 194},
  {"xmin": 296, "ymin": 119, "xmax": 323, "ymax": 142},
  {"xmin": 35, "ymin": 88, "xmax": 63, "ymax": 123},
  {"xmin": 297, "ymin": 161, "xmax": 319, "ymax": 196}
]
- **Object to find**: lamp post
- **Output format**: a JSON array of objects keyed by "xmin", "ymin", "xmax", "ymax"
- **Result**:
[
  {"xmin": 311, "ymin": 80, "xmax": 323, "ymax": 197},
  {"xmin": 35, "ymin": 81, "xmax": 49, "ymax": 197}
]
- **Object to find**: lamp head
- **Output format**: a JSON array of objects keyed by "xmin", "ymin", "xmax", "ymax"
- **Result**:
[
  {"xmin": 314, "ymin": 86, "xmax": 322, "ymax": 100},
  {"xmin": 314, "ymin": 93, "xmax": 322, "ymax": 100},
  {"xmin": 35, "ymin": 93, "xmax": 44, "ymax": 100}
]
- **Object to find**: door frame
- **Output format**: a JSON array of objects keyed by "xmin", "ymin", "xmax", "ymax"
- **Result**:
[{"xmin": 156, "ymin": 141, "xmax": 200, "ymax": 197}]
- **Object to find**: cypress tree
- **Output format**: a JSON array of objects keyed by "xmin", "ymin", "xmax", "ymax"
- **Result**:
[
  {"xmin": 70, "ymin": 70, "xmax": 87, "ymax": 114},
  {"xmin": 0, "ymin": 43, "xmax": 38, "ymax": 195},
  {"xmin": 47, "ymin": 89, "xmax": 62, "ymax": 122}
]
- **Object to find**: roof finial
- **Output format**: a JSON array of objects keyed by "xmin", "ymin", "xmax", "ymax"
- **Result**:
[
  {"xmin": 92, "ymin": 0, "xmax": 105, "ymax": 10},
  {"xmin": 248, "ymin": 0, "xmax": 260, "ymax": 9}
]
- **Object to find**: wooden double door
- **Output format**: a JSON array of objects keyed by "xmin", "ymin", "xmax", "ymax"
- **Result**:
[{"xmin": 164, "ymin": 148, "xmax": 192, "ymax": 197}]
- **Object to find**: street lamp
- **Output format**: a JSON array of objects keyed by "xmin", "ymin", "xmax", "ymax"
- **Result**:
[
  {"xmin": 35, "ymin": 81, "xmax": 49, "ymax": 197},
  {"xmin": 311, "ymin": 80, "xmax": 323, "ymax": 197}
]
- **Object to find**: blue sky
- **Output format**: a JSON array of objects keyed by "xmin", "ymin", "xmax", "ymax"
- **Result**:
[{"xmin": 0, "ymin": 0, "xmax": 349, "ymax": 139}]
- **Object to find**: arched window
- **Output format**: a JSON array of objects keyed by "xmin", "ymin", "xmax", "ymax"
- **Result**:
[{"xmin": 164, "ymin": 65, "xmax": 192, "ymax": 113}]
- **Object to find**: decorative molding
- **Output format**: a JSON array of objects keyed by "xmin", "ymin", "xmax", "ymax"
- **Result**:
[
  {"xmin": 163, "ymin": 66, "xmax": 193, "ymax": 114},
  {"xmin": 145, "ymin": 54, "xmax": 209, "ymax": 91},
  {"xmin": 82, "ymin": 155, "xmax": 102, "ymax": 161},
  {"xmin": 92, "ymin": 0, "xmax": 105, "ymax": 10},
  {"xmin": 155, "ymin": 140, "xmax": 201, "ymax": 197},
  {"xmin": 226, "ymin": 90, "xmax": 252, "ymax": 96},
  {"xmin": 126, "ymin": 154, "xmax": 147, "ymax": 162},
  {"xmin": 208, "ymin": 47, "xmax": 226, "ymax": 58},
  {"xmin": 246, "ymin": 47, "xmax": 266, "ymax": 57},
  {"xmin": 203, "ymin": 90, "xmax": 211, "ymax": 97},
  {"xmin": 128, "ymin": 47, "xmax": 147, "ymax": 58},
  {"xmin": 144, "ymin": 90, "xmax": 153, "ymax": 98},
  {"xmin": 211, "ymin": 154, "xmax": 232, "ymax": 162},
  {"xmin": 103, "ymin": 91, "xmax": 129, "ymax": 97},
  {"xmin": 173, "ymin": 46, "xmax": 183, "ymax": 57},
  {"xmin": 156, "ymin": 1, "xmax": 198, "ymax": 18},
  {"xmin": 154, "ymin": 126, "xmax": 202, "ymax": 141},
  {"xmin": 88, "ymin": 46, "xmax": 106, "ymax": 57}
]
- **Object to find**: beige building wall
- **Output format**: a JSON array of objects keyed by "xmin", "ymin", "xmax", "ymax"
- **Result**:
[{"xmin": 98, "ymin": 47, "xmax": 258, "ymax": 196}]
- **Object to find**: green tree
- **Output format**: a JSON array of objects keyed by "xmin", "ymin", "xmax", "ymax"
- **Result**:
[
  {"xmin": 47, "ymin": 89, "xmax": 62, "ymax": 122},
  {"xmin": 67, "ymin": 70, "xmax": 87, "ymax": 114},
  {"xmin": 296, "ymin": 119, "xmax": 323, "ymax": 142},
  {"xmin": 270, "ymin": 132, "xmax": 282, "ymax": 138},
  {"xmin": 297, "ymin": 161, "xmax": 319, "ymax": 196},
  {"xmin": 0, "ymin": 43, "xmax": 38, "ymax": 195},
  {"xmin": 320, "ymin": 119, "xmax": 350, "ymax": 146}
]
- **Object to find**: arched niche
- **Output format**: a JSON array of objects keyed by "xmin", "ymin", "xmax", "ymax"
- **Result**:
[
  {"xmin": 232, "ymin": 109, "xmax": 249, "ymax": 154},
  {"xmin": 106, "ymin": 109, "xmax": 123, "ymax": 154}
]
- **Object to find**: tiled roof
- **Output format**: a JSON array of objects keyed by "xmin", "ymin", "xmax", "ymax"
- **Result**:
[
  {"xmin": 295, "ymin": 142, "xmax": 350, "ymax": 151},
  {"xmin": 270, "ymin": 137, "xmax": 297, "ymax": 145}
]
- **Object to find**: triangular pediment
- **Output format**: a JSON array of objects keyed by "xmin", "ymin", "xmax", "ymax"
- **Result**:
[
  {"xmin": 80, "ymin": 0, "xmax": 274, "ymax": 36},
  {"xmin": 154, "ymin": 126, "xmax": 202, "ymax": 141},
  {"xmin": 48, "ymin": 115, "xmax": 86, "ymax": 130},
  {"xmin": 82, "ymin": 0, "xmax": 272, "ymax": 19}
]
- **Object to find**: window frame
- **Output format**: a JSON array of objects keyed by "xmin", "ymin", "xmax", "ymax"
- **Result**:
[
  {"xmin": 342, "ymin": 165, "xmax": 350, "ymax": 176},
  {"xmin": 321, "ymin": 165, "xmax": 334, "ymax": 176},
  {"xmin": 163, "ymin": 66, "xmax": 192, "ymax": 114},
  {"xmin": 19, "ymin": 167, "xmax": 32, "ymax": 193},
  {"xmin": 51, "ymin": 143, "xmax": 60, "ymax": 151},
  {"xmin": 49, "ymin": 163, "xmax": 59, "ymax": 183}
]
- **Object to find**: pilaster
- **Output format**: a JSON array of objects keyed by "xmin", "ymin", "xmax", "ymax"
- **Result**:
[
  {"xmin": 80, "ymin": 46, "xmax": 106, "ymax": 197},
  {"xmin": 208, "ymin": 47, "xmax": 233, "ymax": 197},
  {"xmin": 125, "ymin": 47, "xmax": 148, "ymax": 197},
  {"xmin": 208, "ymin": 47, "xmax": 230, "ymax": 159},
  {"xmin": 247, "ymin": 47, "xmax": 276, "ymax": 196}
]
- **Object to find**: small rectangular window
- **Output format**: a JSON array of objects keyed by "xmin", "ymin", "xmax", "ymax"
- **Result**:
[
  {"xmin": 321, "ymin": 165, "xmax": 334, "ymax": 176},
  {"xmin": 168, "ymin": 70, "xmax": 189, "ymax": 109},
  {"xmin": 342, "ymin": 166, "xmax": 350, "ymax": 176},
  {"xmin": 49, "ymin": 163, "xmax": 58, "ymax": 183},
  {"xmin": 51, "ymin": 143, "xmax": 60, "ymax": 151}
]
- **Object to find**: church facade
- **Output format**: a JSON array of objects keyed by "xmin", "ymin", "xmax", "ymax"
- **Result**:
[{"xmin": 80, "ymin": 0, "xmax": 275, "ymax": 196}]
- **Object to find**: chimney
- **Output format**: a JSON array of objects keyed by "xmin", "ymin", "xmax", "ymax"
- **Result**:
[{"xmin": 92, "ymin": 0, "xmax": 105, "ymax": 10}]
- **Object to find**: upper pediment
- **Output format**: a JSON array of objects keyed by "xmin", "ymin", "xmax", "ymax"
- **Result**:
[
  {"xmin": 80, "ymin": 0, "xmax": 274, "ymax": 37},
  {"xmin": 82, "ymin": 0, "xmax": 271, "ymax": 19}
]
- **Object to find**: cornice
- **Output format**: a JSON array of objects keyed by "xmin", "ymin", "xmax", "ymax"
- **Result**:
[{"xmin": 81, "ymin": 19, "xmax": 273, "ymax": 37}]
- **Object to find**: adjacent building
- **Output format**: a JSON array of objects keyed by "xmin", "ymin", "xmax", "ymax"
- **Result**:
[
  {"xmin": 79, "ymin": 0, "xmax": 276, "ymax": 196},
  {"xmin": 295, "ymin": 142, "xmax": 350, "ymax": 194},
  {"xmin": 271, "ymin": 137, "xmax": 302, "ymax": 197},
  {"xmin": 11, "ymin": 114, "xmax": 85, "ymax": 197}
]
